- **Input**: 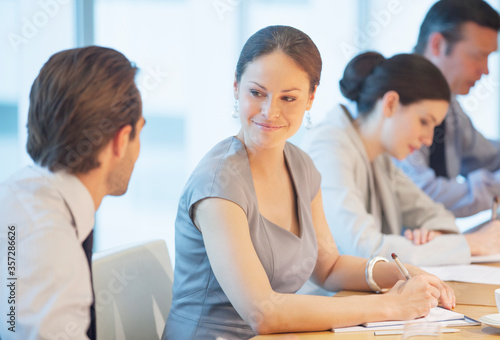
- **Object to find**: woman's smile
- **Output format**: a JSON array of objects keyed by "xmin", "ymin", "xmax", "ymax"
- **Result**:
[{"xmin": 252, "ymin": 120, "xmax": 285, "ymax": 131}]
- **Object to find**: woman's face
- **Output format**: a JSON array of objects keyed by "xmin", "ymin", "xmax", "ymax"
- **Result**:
[
  {"xmin": 381, "ymin": 99, "xmax": 449, "ymax": 160},
  {"xmin": 234, "ymin": 51, "xmax": 316, "ymax": 150}
]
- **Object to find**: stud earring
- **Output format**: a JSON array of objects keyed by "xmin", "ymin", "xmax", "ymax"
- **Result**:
[
  {"xmin": 232, "ymin": 100, "xmax": 240, "ymax": 118},
  {"xmin": 305, "ymin": 111, "xmax": 312, "ymax": 130}
]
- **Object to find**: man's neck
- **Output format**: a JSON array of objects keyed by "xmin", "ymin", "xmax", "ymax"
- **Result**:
[{"xmin": 76, "ymin": 171, "xmax": 107, "ymax": 210}]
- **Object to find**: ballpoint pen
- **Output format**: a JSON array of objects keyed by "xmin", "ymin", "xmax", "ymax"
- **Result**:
[
  {"xmin": 391, "ymin": 253, "xmax": 411, "ymax": 280},
  {"xmin": 492, "ymin": 196, "xmax": 499, "ymax": 220}
]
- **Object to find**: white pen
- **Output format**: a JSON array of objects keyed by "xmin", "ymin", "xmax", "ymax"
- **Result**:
[
  {"xmin": 391, "ymin": 253, "xmax": 411, "ymax": 280},
  {"xmin": 374, "ymin": 328, "xmax": 461, "ymax": 336},
  {"xmin": 373, "ymin": 328, "xmax": 460, "ymax": 336}
]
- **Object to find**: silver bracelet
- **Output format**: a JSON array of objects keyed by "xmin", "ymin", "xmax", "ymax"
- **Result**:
[{"xmin": 365, "ymin": 256, "xmax": 389, "ymax": 293}]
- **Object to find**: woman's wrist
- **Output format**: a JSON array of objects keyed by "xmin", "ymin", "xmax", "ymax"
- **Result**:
[
  {"xmin": 372, "ymin": 293, "xmax": 398, "ymax": 321},
  {"xmin": 365, "ymin": 256, "xmax": 389, "ymax": 293},
  {"xmin": 372, "ymin": 261, "xmax": 405, "ymax": 288}
]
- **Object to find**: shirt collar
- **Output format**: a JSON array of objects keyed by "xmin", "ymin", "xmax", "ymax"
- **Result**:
[{"xmin": 35, "ymin": 165, "xmax": 95, "ymax": 242}]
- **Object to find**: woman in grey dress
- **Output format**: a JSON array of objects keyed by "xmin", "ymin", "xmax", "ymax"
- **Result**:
[{"xmin": 163, "ymin": 26, "xmax": 455, "ymax": 340}]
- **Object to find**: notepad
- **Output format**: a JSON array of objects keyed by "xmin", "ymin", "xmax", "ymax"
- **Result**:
[
  {"xmin": 363, "ymin": 307, "xmax": 463, "ymax": 328},
  {"xmin": 332, "ymin": 307, "xmax": 479, "ymax": 333}
]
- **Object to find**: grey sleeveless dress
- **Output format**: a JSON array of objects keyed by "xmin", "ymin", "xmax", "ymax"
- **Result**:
[{"xmin": 163, "ymin": 137, "xmax": 321, "ymax": 339}]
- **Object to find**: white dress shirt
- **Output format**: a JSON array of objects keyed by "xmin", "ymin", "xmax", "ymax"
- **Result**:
[{"xmin": 0, "ymin": 165, "xmax": 95, "ymax": 340}]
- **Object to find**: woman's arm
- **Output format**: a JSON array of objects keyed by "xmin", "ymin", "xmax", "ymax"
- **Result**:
[
  {"xmin": 309, "ymin": 189, "xmax": 399, "ymax": 291},
  {"xmin": 396, "ymin": 160, "xmax": 500, "ymax": 255},
  {"xmin": 194, "ymin": 196, "xmax": 452, "ymax": 335},
  {"xmin": 309, "ymin": 189, "xmax": 455, "ymax": 308},
  {"xmin": 321, "ymin": 152, "xmax": 469, "ymax": 265},
  {"xmin": 392, "ymin": 160, "xmax": 458, "ymax": 233}
]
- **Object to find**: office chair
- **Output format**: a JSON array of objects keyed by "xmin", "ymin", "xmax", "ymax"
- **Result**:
[{"xmin": 92, "ymin": 239, "xmax": 174, "ymax": 340}]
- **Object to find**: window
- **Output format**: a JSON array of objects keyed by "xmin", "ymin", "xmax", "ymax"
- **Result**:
[
  {"xmin": 0, "ymin": 0, "xmax": 76, "ymax": 180},
  {"xmin": 2, "ymin": 0, "xmax": 499, "ymax": 262}
]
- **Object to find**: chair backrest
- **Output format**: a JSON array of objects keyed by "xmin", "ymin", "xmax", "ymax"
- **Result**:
[{"xmin": 92, "ymin": 239, "xmax": 173, "ymax": 340}]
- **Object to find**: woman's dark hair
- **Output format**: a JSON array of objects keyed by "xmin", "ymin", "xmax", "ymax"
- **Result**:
[
  {"xmin": 235, "ymin": 25, "xmax": 322, "ymax": 92},
  {"xmin": 415, "ymin": 0, "xmax": 500, "ymax": 55},
  {"xmin": 27, "ymin": 46, "xmax": 141, "ymax": 174},
  {"xmin": 339, "ymin": 52, "xmax": 451, "ymax": 115}
]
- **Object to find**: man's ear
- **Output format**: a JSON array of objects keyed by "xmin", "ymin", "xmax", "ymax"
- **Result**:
[
  {"xmin": 112, "ymin": 124, "xmax": 133, "ymax": 158},
  {"xmin": 305, "ymin": 85, "xmax": 317, "ymax": 111},
  {"xmin": 381, "ymin": 91, "xmax": 399, "ymax": 118},
  {"xmin": 428, "ymin": 32, "xmax": 447, "ymax": 58}
]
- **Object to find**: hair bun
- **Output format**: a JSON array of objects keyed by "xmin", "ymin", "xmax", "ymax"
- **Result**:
[{"xmin": 339, "ymin": 52, "xmax": 386, "ymax": 102}]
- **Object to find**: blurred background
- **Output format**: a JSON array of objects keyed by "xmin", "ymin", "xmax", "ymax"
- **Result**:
[{"xmin": 1, "ymin": 0, "xmax": 498, "ymax": 264}]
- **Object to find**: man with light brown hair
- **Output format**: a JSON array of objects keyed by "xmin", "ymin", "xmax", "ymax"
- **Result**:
[{"xmin": 0, "ymin": 46, "xmax": 145, "ymax": 340}]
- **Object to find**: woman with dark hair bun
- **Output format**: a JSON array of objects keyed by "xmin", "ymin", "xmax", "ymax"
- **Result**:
[
  {"xmin": 164, "ymin": 33, "xmax": 454, "ymax": 339},
  {"xmin": 303, "ymin": 51, "xmax": 491, "ymax": 274},
  {"xmin": 339, "ymin": 52, "xmax": 450, "ymax": 115}
]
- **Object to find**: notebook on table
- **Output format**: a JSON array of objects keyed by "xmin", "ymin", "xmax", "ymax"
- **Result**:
[{"xmin": 332, "ymin": 307, "xmax": 480, "ymax": 333}]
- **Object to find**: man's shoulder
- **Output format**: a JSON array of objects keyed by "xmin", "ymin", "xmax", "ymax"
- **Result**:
[
  {"xmin": 0, "ymin": 166, "xmax": 70, "ymax": 233},
  {"xmin": 448, "ymin": 96, "xmax": 473, "ymax": 123},
  {"xmin": 0, "ymin": 166, "xmax": 59, "ymax": 202}
]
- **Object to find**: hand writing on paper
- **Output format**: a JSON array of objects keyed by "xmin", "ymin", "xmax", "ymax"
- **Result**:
[
  {"xmin": 385, "ymin": 275, "xmax": 440, "ymax": 320},
  {"xmin": 405, "ymin": 265, "xmax": 456, "ymax": 310},
  {"xmin": 403, "ymin": 228, "xmax": 443, "ymax": 245}
]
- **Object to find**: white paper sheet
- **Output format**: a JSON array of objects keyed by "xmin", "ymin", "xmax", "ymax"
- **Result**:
[
  {"xmin": 363, "ymin": 307, "xmax": 463, "ymax": 327},
  {"xmin": 333, "ymin": 307, "xmax": 478, "ymax": 333},
  {"xmin": 419, "ymin": 264, "xmax": 500, "ymax": 285},
  {"xmin": 471, "ymin": 253, "xmax": 500, "ymax": 263}
]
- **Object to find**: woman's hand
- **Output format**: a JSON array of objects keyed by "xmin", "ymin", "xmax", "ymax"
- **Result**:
[
  {"xmin": 384, "ymin": 275, "xmax": 442, "ymax": 320},
  {"xmin": 404, "ymin": 265, "xmax": 455, "ymax": 310},
  {"xmin": 465, "ymin": 219, "xmax": 500, "ymax": 255},
  {"xmin": 404, "ymin": 228, "xmax": 442, "ymax": 245}
]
